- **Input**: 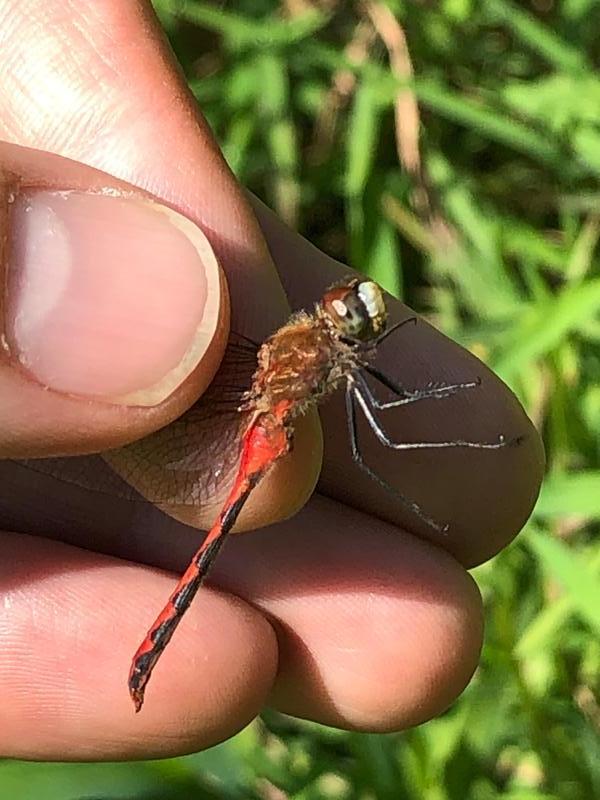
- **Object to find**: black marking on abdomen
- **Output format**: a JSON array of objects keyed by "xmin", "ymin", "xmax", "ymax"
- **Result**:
[{"xmin": 219, "ymin": 471, "xmax": 262, "ymax": 536}]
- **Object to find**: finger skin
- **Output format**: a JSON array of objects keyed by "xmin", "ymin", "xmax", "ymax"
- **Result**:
[
  {"xmin": 0, "ymin": 511, "xmax": 482, "ymax": 757},
  {"xmin": 0, "ymin": 142, "xmax": 232, "ymax": 458},
  {"xmin": 1, "ymin": 471, "xmax": 483, "ymax": 739},
  {"xmin": 0, "ymin": 531, "xmax": 278, "ymax": 760},
  {"xmin": 0, "ymin": 0, "xmax": 290, "ymax": 337},
  {"xmin": 213, "ymin": 497, "xmax": 484, "ymax": 731}
]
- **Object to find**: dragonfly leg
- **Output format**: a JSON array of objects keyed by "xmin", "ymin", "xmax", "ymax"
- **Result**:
[
  {"xmin": 343, "ymin": 317, "xmax": 417, "ymax": 351},
  {"xmin": 345, "ymin": 383, "xmax": 448, "ymax": 533},
  {"xmin": 360, "ymin": 366, "xmax": 481, "ymax": 409},
  {"xmin": 374, "ymin": 316, "xmax": 417, "ymax": 347},
  {"xmin": 350, "ymin": 378, "xmax": 523, "ymax": 452}
]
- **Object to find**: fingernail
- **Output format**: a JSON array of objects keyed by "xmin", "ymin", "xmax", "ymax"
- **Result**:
[{"xmin": 5, "ymin": 190, "xmax": 223, "ymax": 406}]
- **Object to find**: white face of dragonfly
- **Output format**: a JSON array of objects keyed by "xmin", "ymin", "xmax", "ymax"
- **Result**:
[{"xmin": 322, "ymin": 279, "xmax": 388, "ymax": 340}]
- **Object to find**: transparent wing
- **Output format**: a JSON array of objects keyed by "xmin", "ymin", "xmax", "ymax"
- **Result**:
[{"xmin": 13, "ymin": 336, "xmax": 258, "ymax": 508}]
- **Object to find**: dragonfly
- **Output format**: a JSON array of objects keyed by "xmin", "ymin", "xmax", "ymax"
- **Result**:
[
  {"xmin": 124, "ymin": 277, "xmax": 520, "ymax": 711},
  {"xmin": 14, "ymin": 278, "xmax": 520, "ymax": 712}
]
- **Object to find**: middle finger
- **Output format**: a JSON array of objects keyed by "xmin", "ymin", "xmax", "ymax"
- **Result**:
[{"xmin": 0, "ymin": 467, "xmax": 483, "ymax": 734}]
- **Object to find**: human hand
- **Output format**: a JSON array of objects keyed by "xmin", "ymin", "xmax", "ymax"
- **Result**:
[{"xmin": 0, "ymin": 0, "xmax": 544, "ymax": 760}]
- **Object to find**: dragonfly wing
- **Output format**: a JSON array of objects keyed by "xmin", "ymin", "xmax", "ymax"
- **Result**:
[
  {"xmin": 10, "ymin": 337, "xmax": 257, "ymax": 526},
  {"xmin": 15, "ymin": 404, "xmax": 246, "ymax": 504},
  {"xmin": 14, "ymin": 452, "xmax": 144, "ymax": 502},
  {"xmin": 104, "ymin": 402, "xmax": 248, "ymax": 526}
]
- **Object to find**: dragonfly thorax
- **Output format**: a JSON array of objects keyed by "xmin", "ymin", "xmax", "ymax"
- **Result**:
[{"xmin": 243, "ymin": 314, "xmax": 357, "ymax": 418}]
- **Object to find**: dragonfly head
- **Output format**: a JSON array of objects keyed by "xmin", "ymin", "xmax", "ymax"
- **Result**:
[{"xmin": 321, "ymin": 279, "xmax": 387, "ymax": 341}]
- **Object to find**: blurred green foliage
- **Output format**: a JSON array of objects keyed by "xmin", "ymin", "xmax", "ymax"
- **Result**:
[{"xmin": 4, "ymin": 1, "xmax": 600, "ymax": 798}]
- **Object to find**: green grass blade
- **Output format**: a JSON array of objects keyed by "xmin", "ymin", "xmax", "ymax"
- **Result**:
[
  {"xmin": 177, "ymin": 2, "xmax": 329, "ymax": 48},
  {"xmin": 415, "ymin": 80, "xmax": 565, "ymax": 169},
  {"xmin": 493, "ymin": 278, "xmax": 600, "ymax": 378},
  {"xmin": 484, "ymin": 0, "xmax": 589, "ymax": 73},
  {"xmin": 535, "ymin": 472, "xmax": 600, "ymax": 518},
  {"xmin": 527, "ymin": 529, "xmax": 600, "ymax": 637}
]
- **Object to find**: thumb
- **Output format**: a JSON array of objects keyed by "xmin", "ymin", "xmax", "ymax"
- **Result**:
[{"xmin": 0, "ymin": 141, "xmax": 228, "ymax": 458}]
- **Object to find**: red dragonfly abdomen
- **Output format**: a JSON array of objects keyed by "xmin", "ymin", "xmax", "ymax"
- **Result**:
[{"xmin": 128, "ymin": 402, "xmax": 292, "ymax": 711}]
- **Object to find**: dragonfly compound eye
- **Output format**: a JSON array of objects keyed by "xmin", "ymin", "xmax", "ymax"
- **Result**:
[
  {"xmin": 321, "ymin": 279, "xmax": 388, "ymax": 340},
  {"xmin": 357, "ymin": 281, "xmax": 386, "ymax": 333}
]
